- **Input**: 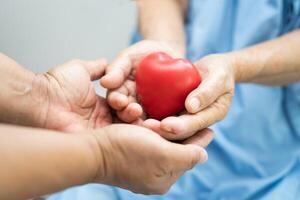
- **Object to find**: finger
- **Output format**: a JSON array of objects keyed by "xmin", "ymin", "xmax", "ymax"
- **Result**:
[
  {"xmin": 162, "ymin": 93, "xmax": 232, "ymax": 136},
  {"xmin": 108, "ymin": 80, "xmax": 144, "ymax": 122},
  {"xmin": 143, "ymin": 119, "xmax": 179, "ymax": 140},
  {"xmin": 117, "ymin": 103, "xmax": 143, "ymax": 123},
  {"xmin": 100, "ymin": 53, "xmax": 132, "ymax": 89},
  {"xmin": 106, "ymin": 80, "xmax": 135, "ymax": 110},
  {"xmin": 167, "ymin": 143, "xmax": 208, "ymax": 171},
  {"xmin": 183, "ymin": 128, "xmax": 214, "ymax": 148},
  {"xmin": 94, "ymin": 96, "xmax": 113, "ymax": 128},
  {"xmin": 185, "ymin": 67, "xmax": 227, "ymax": 114},
  {"xmin": 100, "ymin": 44, "xmax": 145, "ymax": 89},
  {"xmin": 85, "ymin": 58, "xmax": 108, "ymax": 81},
  {"xmin": 107, "ymin": 90, "xmax": 129, "ymax": 110},
  {"xmin": 160, "ymin": 116, "xmax": 186, "ymax": 135},
  {"xmin": 101, "ymin": 40, "xmax": 177, "ymax": 89},
  {"xmin": 131, "ymin": 118, "xmax": 145, "ymax": 126}
]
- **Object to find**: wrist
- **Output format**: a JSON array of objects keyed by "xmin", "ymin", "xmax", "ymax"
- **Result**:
[
  {"xmin": 157, "ymin": 40, "xmax": 186, "ymax": 57},
  {"xmin": 202, "ymin": 53, "xmax": 238, "ymax": 82},
  {"xmin": 22, "ymin": 73, "xmax": 51, "ymax": 128},
  {"xmin": 83, "ymin": 127, "xmax": 112, "ymax": 184},
  {"xmin": 76, "ymin": 132, "xmax": 106, "ymax": 184},
  {"xmin": 226, "ymin": 49, "xmax": 264, "ymax": 83},
  {"xmin": 0, "ymin": 55, "xmax": 49, "ymax": 127},
  {"xmin": 222, "ymin": 52, "xmax": 240, "ymax": 82},
  {"xmin": 140, "ymin": 39, "xmax": 186, "ymax": 58},
  {"xmin": 217, "ymin": 52, "xmax": 246, "ymax": 83}
]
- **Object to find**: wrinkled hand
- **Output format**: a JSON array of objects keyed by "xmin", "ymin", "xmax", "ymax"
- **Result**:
[
  {"xmin": 32, "ymin": 59, "xmax": 112, "ymax": 132},
  {"xmin": 92, "ymin": 124, "xmax": 213, "ymax": 194},
  {"xmin": 102, "ymin": 51, "xmax": 235, "ymax": 140},
  {"xmin": 158, "ymin": 54, "xmax": 235, "ymax": 139},
  {"xmin": 100, "ymin": 40, "xmax": 183, "ymax": 125}
]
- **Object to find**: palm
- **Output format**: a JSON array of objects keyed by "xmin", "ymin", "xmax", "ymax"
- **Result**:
[
  {"xmin": 101, "ymin": 40, "xmax": 183, "ymax": 125},
  {"xmin": 43, "ymin": 60, "xmax": 112, "ymax": 132}
]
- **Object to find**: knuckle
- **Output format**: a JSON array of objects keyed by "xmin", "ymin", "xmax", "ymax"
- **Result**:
[
  {"xmin": 213, "ymin": 101, "xmax": 229, "ymax": 120},
  {"xmin": 194, "ymin": 117, "xmax": 208, "ymax": 130},
  {"xmin": 196, "ymin": 88, "xmax": 213, "ymax": 105}
]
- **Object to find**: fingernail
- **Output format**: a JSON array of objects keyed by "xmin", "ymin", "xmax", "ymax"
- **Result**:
[
  {"xmin": 189, "ymin": 98, "xmax": 200, "ymax": 112},
  {"xmin": 200, "ymin": 149, "xmax": 208, "ymax": 163}
]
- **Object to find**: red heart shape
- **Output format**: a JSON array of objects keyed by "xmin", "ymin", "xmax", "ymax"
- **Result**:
[{"xmin": 136, "ymin": 52, "xmax": 201, "ymax": 120}]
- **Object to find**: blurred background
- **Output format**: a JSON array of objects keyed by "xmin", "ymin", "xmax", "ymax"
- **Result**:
[{"xmin": 0, "ymin": 0, "xmax": 137, "ymax": 95}]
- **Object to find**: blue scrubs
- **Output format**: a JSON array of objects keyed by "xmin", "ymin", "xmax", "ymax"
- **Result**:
[{"xmin": 48, "ymin": 0, "xmax": 300, "ymax": 199}]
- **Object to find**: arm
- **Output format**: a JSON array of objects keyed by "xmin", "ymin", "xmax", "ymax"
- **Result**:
[
  {"xmin": 158, "ymin": 29, "xmax": 300, "ymax": 140},
  {"xmin": 0, "ymin": 124, "xmax": 98, "ymax": 200},
  {"xmin": 101, "ymin": 0, "xmax": 188, "ymax": 124},
  {"xmin": 138, "ymin": 0, "xmax": 188, "ymax": 56},
  {"xmin": 0, "ymin": 53, "xmax": 46, "ymax": 127},
  {"xmin": 0, "ymin": 53, "xmax": 112, "ymax": 132},
  {"xmin": 0, "ymin": 123, "xmax": 212, "ymax": 199},
  {"xmin": 232, "ymin": 29, "xmax": 300, "ymax": 85}
]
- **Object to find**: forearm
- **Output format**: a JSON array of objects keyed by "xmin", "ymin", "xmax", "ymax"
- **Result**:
[
  {"xmin": 0, "ymin": 53, "xmax": 47, "ymax": 127},
  {"xmin": 137, "ymin": 0, "xmax": 187, "ymax": 56},
  {"xmin": 231, "ymin": 29, "xmax": 300, "ymax": 85},
  {"xmin": 0, "ymin": 124, "xmax": 99, "ymax": 199}
]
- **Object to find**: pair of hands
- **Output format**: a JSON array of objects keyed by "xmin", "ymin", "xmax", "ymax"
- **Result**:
[
  {"xmin": 28, "ymin": 54, "xmax": 212, "ymax": 194},
  {"xmin": 101, "ymin": 40, "xmax": 235, "ymax": 140},
  {"xmin": 35, "ymin": 40, "xmax": 234, "ymax": 140},
  {"xmin": 29, "ymin": 40, "xmax": 235, "ymax": 194}
]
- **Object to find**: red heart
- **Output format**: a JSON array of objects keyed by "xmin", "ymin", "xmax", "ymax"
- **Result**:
[{"xmin": 136, "ymin": 52, "xmax": 201, "ymax": 120}]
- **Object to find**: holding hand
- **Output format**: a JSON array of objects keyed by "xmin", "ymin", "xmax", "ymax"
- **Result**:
[
  {"xmin": 160, "ymin": 54, "xmax": 235, "ymax": 139},
  {"xmin": 92, "ymin": 124, "xmax": 213, "ymax": 194},
  {"xmin": 0, "ymin": 53, "xmax": 214, "ymax": 199},
  {"xmin": 100, "ymin": 40, "xmax": 183, "ymax": 124},
  {"xmin": 0, "ymin": 123, "xmax": 213, "ymax": 199},
  {"xmin": 102, "ymin": 48, "xmax": 234, "ymax": 140},
  {"xmin": 32, "ymin": 59, "xmax": 112, "ymax": 132}
]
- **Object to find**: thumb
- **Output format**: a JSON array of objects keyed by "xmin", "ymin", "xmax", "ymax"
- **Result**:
[
  {"xmin": 168, "ymin": 142, "xmax": 208, "ymax": 171},
  {"xmin": 183, "ymin": 128, "xmax": 214, "ymax": 148},
  {"xmin": 185, "ymin": 75, "xmax": 223, "ymax": 114},
  {"xmin": 100, "ymin": 53, "xmax": 132, "ymax": 89},
  {"xmin": 85, "ymin": 58, "xmax": 108, "ymax": 81}
]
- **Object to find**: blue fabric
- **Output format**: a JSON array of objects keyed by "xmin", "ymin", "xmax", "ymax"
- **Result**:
[{"xmin": 48, "ymin": 0, "xmax": 300, "ymax": 199}]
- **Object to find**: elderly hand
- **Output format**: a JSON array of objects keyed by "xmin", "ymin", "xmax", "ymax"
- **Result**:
[
  {"xmin": 32, "ymin": 59, "xmax": 112, "ymax": 132},
  {"xmin": 0, "ymin": 121, "xmax": 213, "ymax": 199},
  {"xmin": 92, "ymin": 124, "xmax": 213, "ymax": 194},
  {"xmin": 100, "ymin": 40, "xmax": 183, "ymax": 124},
  {"xmin": 158, "ymin": 54, "xmax": 235, "ymax": 139},
  {"xmin": 102, "ymin": 49, "xmax": 235, "ymax": 140},
  {"xmin": 129, "ymin": 54, "xmax": 235, "ymax": 140}
]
